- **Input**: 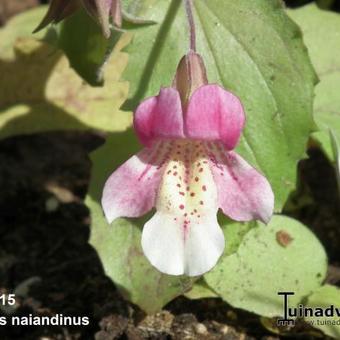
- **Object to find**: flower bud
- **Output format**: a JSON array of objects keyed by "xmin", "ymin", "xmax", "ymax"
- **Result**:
[{"xmin": 173, "ymin": 51, "xmax": 208, "ymax": 108}]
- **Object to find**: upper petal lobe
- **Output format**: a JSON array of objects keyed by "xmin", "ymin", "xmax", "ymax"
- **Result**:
[
  {"xmin": 134, "ymin": 88, "xmax": 185, "ymax": 146},
  {"xmin": 185, "ymin": 85, "xmax": 245, "ymax": 150}
]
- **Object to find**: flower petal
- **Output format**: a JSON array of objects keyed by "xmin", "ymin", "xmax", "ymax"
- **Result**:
[
  {"xmin": 141, "ymin": 140, "xmax": 224, "ymax": 276},
  {"xmin": 207, "ymin": 143, "xmax": 274, "ymax": 223},
  {"xmin": 134, "ymin": 88, "xmax": 185, "ymax": 147},
  {"xmin": 142, "ymin": 212, "xmax": 224, "ymax": 276},
  {"xmin": 101, "ymin": 144, "xmax": 168, "ymax": 223},
  {"xmin": 185, "ymin": 85, "xmax": 245, "ymax": 150}
]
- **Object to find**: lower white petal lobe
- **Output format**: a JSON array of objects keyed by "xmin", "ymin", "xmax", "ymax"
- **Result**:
[{"xmin": 142, "ymin": 140, "xmax": 225, "ymax": 276}]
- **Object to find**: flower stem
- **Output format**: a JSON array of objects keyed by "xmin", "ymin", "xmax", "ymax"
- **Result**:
[{"xmin": 184, "ymin": 0, "xmax": 196, "ymax": 52}]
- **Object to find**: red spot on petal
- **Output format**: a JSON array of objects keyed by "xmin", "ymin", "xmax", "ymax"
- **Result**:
[
  {"xmin": 199, "ymin": 168, "xmax": 203, "ymax": 173},
  {"xmin": 202, "ymin": 185, "xmax": 207, "ymax": 191},
  {"xmin": 173, "ymin": 172, "xmax": 178, "ymax": 176},
  {"xmin": 179, "ymin": 192, "xmax": 185, "ymax": 196},
  {"xmin": 179, "ymin": 204, "xmax": 185, "ymax": 210}
]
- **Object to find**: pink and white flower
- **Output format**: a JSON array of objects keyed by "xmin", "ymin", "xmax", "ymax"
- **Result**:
[{"xmin": 102, "ymin": 83, "xmax": 274, "ymax": 277}]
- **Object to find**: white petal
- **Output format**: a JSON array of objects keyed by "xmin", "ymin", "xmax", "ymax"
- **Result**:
[{"xmin": 141, "ymin": 212, "xmax": 225, "ymax": 276}]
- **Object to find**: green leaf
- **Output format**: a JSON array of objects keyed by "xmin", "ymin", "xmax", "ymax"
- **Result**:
[
  {"xmin": 304, "ymin": 285, "xmax": 340, "ymax": 339},
  {"xmin": 184, "ymin": 279, "xmax": 218, "ymax": 300},
  {"xmin": 204, "ymin": 215, "xmax": 327, "ymax": 317},
  {"xmin": 57, "ymin": 8, "xmax": 123, "ymax": 85},
  {"xmin": 289, "ymin": 4, "xmax": 340, "ymax": 164},
  {"xmin": 185, "ymin": 218, "xmax": 255, "ymax": 300},
  {"xmin": 121, "ymin": 0, "xmax": 157, "ymax": 25},
  {"xmin": 122, "ymin": 0, "xmax": 316, "ymax": 211},
  {"xmin": 219, "ymin": 217, "xmax": 256, "ymax": 256},
  {"xmin": 121, "ymin": 0, "xmax": 155, "ymax": 21},
  {"xmin": 86, "ymin": 130, "xmax": 195, "ymax": 313},
  {"xmin": 186, "ymin": 219, "xmax": 256, "ymax": 300},
  {"xmin": 0, "ymin": 9, "xmax": 131, "ymax": 139},
  {"xmin": 312, "ymin": 131, "xmax": 334, "ymax": 161}
]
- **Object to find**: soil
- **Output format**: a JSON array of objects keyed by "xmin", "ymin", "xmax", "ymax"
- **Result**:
[{"xmin": 0, "ymin": 1, "xmax": 339, "ymax": 339}]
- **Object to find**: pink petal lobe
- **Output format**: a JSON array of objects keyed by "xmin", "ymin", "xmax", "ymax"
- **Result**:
[
  {"xmin": 208, "ymin": 144, "xmax": 274, "ymax": 223},
  {"xmin": 185, "ymin": 85, "xmax": 245, "ymax": 150},
  {"xmin": 134, "ymin": 88, "xmax": 185, "ymax": 146},
  {"xmin": 101, "ymin": 144, "xmax": 167, "ymax": 223}
]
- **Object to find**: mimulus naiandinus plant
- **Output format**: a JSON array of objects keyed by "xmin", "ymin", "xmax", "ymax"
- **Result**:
[{"xmin": 102, "ymin": 52, "xmax": 274, "ymax": 277}]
